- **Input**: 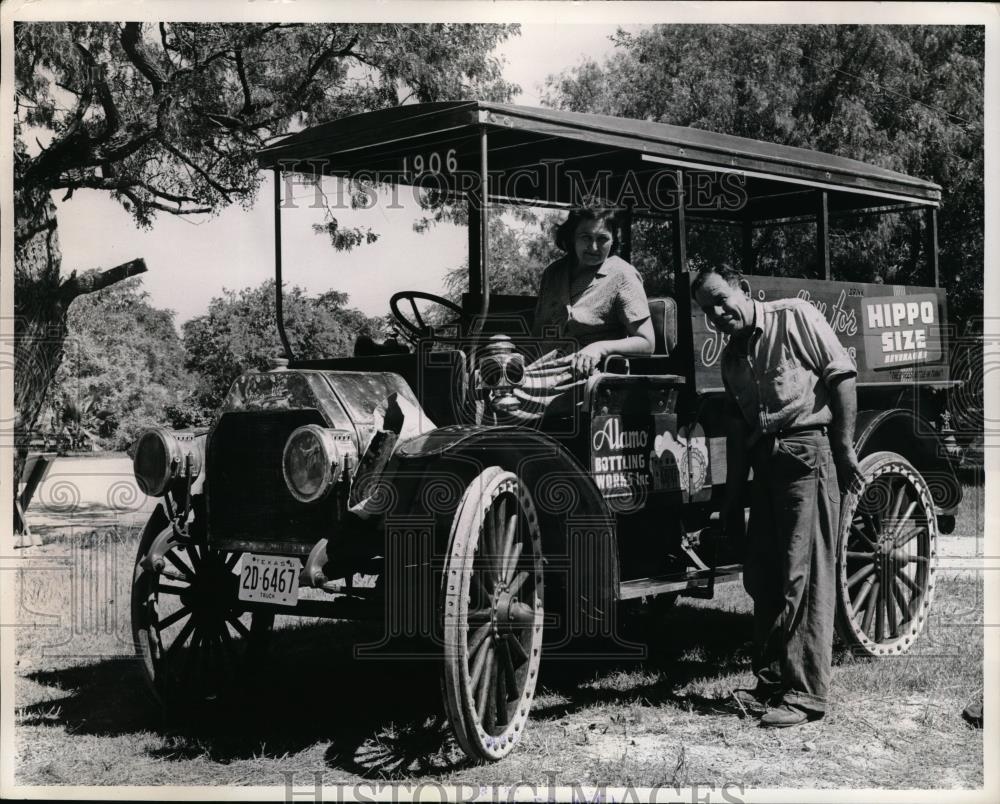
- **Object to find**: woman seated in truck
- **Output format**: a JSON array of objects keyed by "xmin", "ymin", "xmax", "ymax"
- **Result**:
[
  {"xmin": 505, "ymin": 203, "xmax": 655, "ymax": 423},
  {"xmin": 533, "ymin": 202, "xmax": 655, "ymax": 371}
]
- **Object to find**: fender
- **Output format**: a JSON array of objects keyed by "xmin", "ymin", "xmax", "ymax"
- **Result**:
[
  {"xmin": 854, "ymin": 408, "xmax": 962, "ymax": 522},
  {"xmin": 395, "ymin": 423, "xmax": 549, "ymax": 459},
  {"xmin": 394, "ymin": 424, "xmax": 610, "ymax": 522},
  {"xmin": 385, "ymin": 424, "xmax": 622, "ymax": 646}
]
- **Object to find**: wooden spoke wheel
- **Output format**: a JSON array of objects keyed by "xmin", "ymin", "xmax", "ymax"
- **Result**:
[
  {"xmin": 835, "ymin": 451, "xmax": 938, "ymax": 657},
  {"xmin": 131, "ymin": 501, "xmax": 274, "ymax": 709},
  {"xmin": 442, "ymin": 467, "xmax": 544, "ymax": 762}
]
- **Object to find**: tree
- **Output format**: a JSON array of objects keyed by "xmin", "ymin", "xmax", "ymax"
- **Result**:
[
  {"xmin": 13, "ymin": 21, "xmax": 519, "ymax": 483},
  {"xmin": 182, "ymin": 280, "xmax": 382, "ymax": 410},
  {"xmin": 543, "ymin": 25, "xmax": 984, "ymax": 330},
  {"xmin": 439, "ymin": 211, "xmax": 563, "ymax": 303},
  {"xmin": 47, "ymin": 278, "xmax": 199, "ymax": 451}
]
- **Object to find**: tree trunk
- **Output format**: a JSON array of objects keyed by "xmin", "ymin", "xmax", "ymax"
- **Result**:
[
  {"xmin": 13, "ymin": 179, "xmax": 147, "ymax": 529},
  {"xmin": 13, "ymin": 182, "xmax": 67, "ymax": 499}
]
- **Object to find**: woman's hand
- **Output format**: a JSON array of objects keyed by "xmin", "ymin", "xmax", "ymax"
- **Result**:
[{"xmin": 571, "ymin": 343, "xmax": 607, "ymax": 377}]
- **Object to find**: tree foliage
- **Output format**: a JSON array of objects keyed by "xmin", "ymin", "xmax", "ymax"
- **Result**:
[
  {"xmin": 441, "ymin": 211, "xmax": 563, "ymax": 303},
  {"xmin": 12, "ymin": 21, "xmax": 519, "ymax": 490},
  {"xmin": 15, "ymin": 22, "xmax": 519, "ymax": 228},
  {"xmin": 47, "ymin": 278, "xmax": 198, "ymax": 451},
  {"xmin": 182, "ymin": 280, "xmax": 383, "ymax": 410},
  {"xmin": 543, "ymin": 25, "xmax": 984, "ymax": 330}
]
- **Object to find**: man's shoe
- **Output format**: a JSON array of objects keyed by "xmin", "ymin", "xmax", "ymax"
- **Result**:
[
  {"xmin": 731, "ymin": 687, "xmax": 779, "ymax": 708},
  {"xmin": 759, "ymin": 703, "xmax": 822, "ymax": 728},
  {"xmin": 962, "ymin": 698, "xmax": 983, "ymax": 728}
]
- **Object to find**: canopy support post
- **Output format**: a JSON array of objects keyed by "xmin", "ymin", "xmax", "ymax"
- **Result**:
[
  {"xmin": 620, "ymin": 203, "xmax": 633, "ymax": 264},
  {"xmin": 671, "ymin": 169, "xmax": 687, "ymax": 280},
  {"xmin": 274, "ymin": 167, "xmax": 294, "ymax": 361},
  {"xmin": 741, "ymin": 217, "xmax": 754, "ymax": 275},
  {"xmin": 472, "ymin": 126, "xmax": 490, "ymax": 335},
  {"xmin": 468, "ymin": 202, "xmax": 482, "ymax": 299},
  {"xmin": 926, "ymin": 207, "xmax": 939, "ymax": 288},
  {"xmin": 817, "ymin": 190, "xmax": 831, "ymax": 280}
]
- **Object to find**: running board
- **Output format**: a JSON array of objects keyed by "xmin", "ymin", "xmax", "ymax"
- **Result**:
[{"xmin": 618, "ymin": 563, "xmax": 743, "ymax": 601}]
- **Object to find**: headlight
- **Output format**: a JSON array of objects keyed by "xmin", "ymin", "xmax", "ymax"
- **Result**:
[
  {"xmin": 282, "ymin": 425, "xmax": 349, "ymax": 503},
  {"xmin": 475, "ymin": 335, "xmax": 525, "ymax": 391},
  {"xmin": 133, "ymin": 428, "xmax": 204, "ymax": 497},
  {"xmin": 474, "ymin": 335, "xmax": 525, "ymax": 413},
  {"xmin": 479, "ymin": 353, "xmax": 525, "ymax": 387}
]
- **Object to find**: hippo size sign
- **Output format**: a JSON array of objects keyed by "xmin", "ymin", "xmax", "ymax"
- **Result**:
[
  {"xmin": 678, "ymin": 274, "xmax": 950, "ymax": 390},
  {"xmin": 861, "ymin": 292, "xmax": 943, "ymax": 369}
]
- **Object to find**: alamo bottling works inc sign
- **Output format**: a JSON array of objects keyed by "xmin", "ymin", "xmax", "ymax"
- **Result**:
[
  {"xmin": 591, "ymin": 416, "xmax": 651, "ymax": 496},
  {"xmin": 861, "ymin": 292, "xmax": 943, "ymax": 370}
]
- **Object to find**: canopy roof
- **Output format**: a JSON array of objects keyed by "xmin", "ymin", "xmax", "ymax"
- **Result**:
[{"xmin": 256, "ymin": 101, "xmax": 941, "ymax": 221}]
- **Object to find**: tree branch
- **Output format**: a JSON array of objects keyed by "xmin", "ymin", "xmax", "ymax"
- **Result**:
[
  {"xmin": 159, "ymin": 139, "xmax": 249, "ymax": 201},
  {"xmin": 21, "ymin": 26, "xmax": 169, "ymax": 184},
  {"xmin": 234, "ymin": 48, "xmax": 255, "ymax": 115},
  {"xmin": 159, "ymin": 22, "xmax": 178, "ymax": 69},
  {"xmin": 294, "ymin": 32, "xmax": 361, "ymax": 100},
  {"xmin": 197, "ymin": 106, "xmax": 282, "ymax": 134},
  {"xmin": 56, "ymin": 175, "xmax": 205, "ymax": 206},
  {"xmin": 170, "ymin": 20, "xmax": 293, "ymax": 86},
  {"xmin": 98, "ymin": 128, "xmax": 160, "ymax": 164},
  {"xmin": 170, "ymin": 47, "xmax": 238, "ymax": 83},
  {"xmin": 121, "ymin": 22, "xmax": 164, "ymax": 94},
  {"xmin": 74, "ymin": 43, "xmax": 121, "ymax": 146},
  {"xmin": 344, "ymin": 48, "xmax": 378, "ymax": 71},
  {"xmin": 135, "ymin": 183, "xmax": 203, "ymax": 205},
  {"xmin": 21, "ymin": 70, "xmax": 94, "ymax": 183},
  {"xmin": 58, "ymin": 258, "xmax": 148, "ymax": 303},
  {"xmin": 55, "ymin": 81, "xmax": 83, "ymax": 96},
  {"xmin": 121, "ymin": 192, "xmax": 212, "ymax": 216}
]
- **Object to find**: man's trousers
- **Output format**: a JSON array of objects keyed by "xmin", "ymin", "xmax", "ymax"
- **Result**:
[{"xmin": 743, "ymin": 428, "xmax": 841, "ymax": 714}]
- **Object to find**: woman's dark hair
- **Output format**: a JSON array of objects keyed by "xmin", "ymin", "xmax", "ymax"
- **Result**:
[{"xmin": 553, "ymin": 203, "xmax": 624, "ymax": 255}]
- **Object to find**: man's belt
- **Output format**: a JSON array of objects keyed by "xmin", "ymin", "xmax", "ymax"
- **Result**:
[{"xmin": 773, "ymin": 424, "xmax": 828, "ymax": 437}]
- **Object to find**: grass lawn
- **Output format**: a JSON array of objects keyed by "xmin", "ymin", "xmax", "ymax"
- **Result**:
[{"xmin": 13, "ymin": 482, "xmax": 986, "ymax": 791}]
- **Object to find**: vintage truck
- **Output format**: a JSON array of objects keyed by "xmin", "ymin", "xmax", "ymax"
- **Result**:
[{"xmin": 130, "ymin": 102, "xmax": 960, "ymax": 762}]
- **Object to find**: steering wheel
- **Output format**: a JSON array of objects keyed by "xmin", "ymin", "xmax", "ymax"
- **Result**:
[{"xmin": 389, "ymin": 291, "xmax": 468, "ymax": 343}]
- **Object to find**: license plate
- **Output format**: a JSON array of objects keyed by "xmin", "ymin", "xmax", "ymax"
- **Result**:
[{"xmin": 237, "ymin": 554, "xmax": 299, "ymax": 607}]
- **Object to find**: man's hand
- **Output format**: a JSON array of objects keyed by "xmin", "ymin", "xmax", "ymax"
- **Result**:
[
  {"xmin": 828, "ymin": 374, "xmax": 863, "ymax": 494},
  {"xmin": 571, "ymin": 343, "xmax": 606, "ymax": 377},
  {"xmin": 834, "ymin": 444, "xmax": 865, "ymax": 495}
]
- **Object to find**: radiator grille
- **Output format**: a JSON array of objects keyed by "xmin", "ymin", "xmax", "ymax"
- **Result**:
[{"xmin": 206, "ymin": 410, "xmax": 339, "ymax": 544}]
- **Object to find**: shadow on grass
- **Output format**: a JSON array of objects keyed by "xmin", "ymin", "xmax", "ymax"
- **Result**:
[
  {"xmin": 19, "ymin": 598, "xmax": 761, "ymax": 776},
  {"xmin": 20, "ymin": 621, "xmax": 468, "ymax": 778},
  {"xmin": 533, "ymin": 597, "xmax": 758, "ymax": 721}
]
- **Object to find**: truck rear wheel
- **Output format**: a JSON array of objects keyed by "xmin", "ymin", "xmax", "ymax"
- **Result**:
[
  {"xmin": 835, "ymin": 451, "xmax": 938, "ymax": 657},
  {"xmin": 441, "ymin": 467, "xmax": 544, "ymax": 761}
]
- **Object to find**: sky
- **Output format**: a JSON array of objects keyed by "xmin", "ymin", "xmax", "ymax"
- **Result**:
[{"xmin": 52, "ymin": 24, "xmax": 636, "ymax": 326}]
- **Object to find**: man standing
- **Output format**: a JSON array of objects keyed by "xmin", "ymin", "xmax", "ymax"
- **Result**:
[{"xmin": 692, "ymin": 265, "xmax": 863, "ymax": 728}]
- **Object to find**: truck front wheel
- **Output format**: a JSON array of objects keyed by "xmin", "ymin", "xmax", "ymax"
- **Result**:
[
  {"xmin": 441, "ymin": 467, "xmax": 545, "ymax": 762},
  {"xmin": 130, "ymin": 498, "xmax": 274, "ymax": 711}
]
